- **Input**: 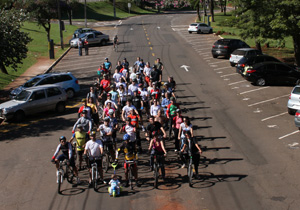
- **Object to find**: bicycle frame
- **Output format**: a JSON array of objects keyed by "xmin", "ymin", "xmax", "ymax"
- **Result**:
[{"xmin": 125, "ymin": 160, "xmax": 135, "ymax": 190}]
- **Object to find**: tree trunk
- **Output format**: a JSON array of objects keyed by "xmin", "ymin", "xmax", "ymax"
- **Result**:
[
  {"xmin": 219, "ymin": 0, "xmax": 223, "ymax": 12},
  {"xmin": 0, "ymin": 62, "xmax": 8, "ymax": 74},
  {"xmin": 293, "ymin": 35, "xmax": 300, "ymax": 66},
  {"xmin": 255, "ymin": 41, "xmax": 262, "ymax": 52},
  {"xmin": 224, "ymin": 0, "xmax": 226, "ymax": 15},
  {"xmin": 197, "ymin": 3, "xmax": 201, "ymax": 21},
  {"xmin": 68, "ymin": 9, "xmax": 72, "ymax": 25},
  {"xmin": 210, "ymin": 0, "xmax": 215, "ymax": 22},
  {"xmin": 203, "ymin": 0, "xmax": 207, "ymax": 16}
]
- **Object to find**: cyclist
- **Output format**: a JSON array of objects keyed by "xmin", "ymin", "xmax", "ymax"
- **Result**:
[
  {"xmin": 120, "ymin": 117, "xmax": 136, "ymax": 143},
  {"xmin": 115, "ymin": 134, "xmax": 140, "ymax": 187},
  {"xmin": 145, "ymin": 116, "xmax": 167, "ymax": 141},
  {"xmin": 178, "ymin": 116, "xmax": 194, "ymax": 150},
  {"xmin": 87, "ymin": 97, "xmax": 99, "ymax": 127},
  {"xmin": 104, "ymin": 58, "xmax": 112, "ymax": 74},
  {"xmin": 78, "ymin": 98, "xmax": 92, "ymax": 119},
  {"xmin": 180, "ymin": 131, "xmax": 202, "ymax": 177},
  {"xmin": 69, "ymin": 124, "xmax": 89, "ymax": 171},
  {"xmin": 148, "ymin": 131, "xmax": 167, "ymax": 179},
  {"xmin": 121, "ymin": 99, "xmax": 138, "ymax": 122},
  {"xmin": 113, "ymin": 35, "xmax": 118, "ymax": 50},
  {"xmin": 127, "ymin": 108, "xmax": 142, "ymax": 153},
  {"xmin": 166, "ymin": 97, "xmax": 180, "ymax": 140},
  {"xmin": 98, "ymin": 117, "xmax": 115, "ymax": 160},
  {"xmin": 51, "ymin": 136, "xmax": 80, "ymax": 185},
  {"xmin": 172, "ymin": 109, "xmax": 183, "ymax": 152},
  {"xmin": 83, "ymin": 131, "xmax": 105, "ymax": 187},
  {"xmin": 72, "ymin": 110, "xmax": 92, "ymax": 134},
  {"xmin": 108, "ymin": 109, "xmax": 119, "ymax": 149},
  {"xmin": 150, "ymin": 99, "xmax": 161, "ymax": 118}
]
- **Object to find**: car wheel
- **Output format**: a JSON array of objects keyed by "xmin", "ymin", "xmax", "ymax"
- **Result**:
[
  {"xmin": 230, "ymin": 62, "xmax": 235, "ymax": 67},
  {"xmin": 14, "ymin": 110, "xmax": 25, "ymax": 122},
  {"xmin": 188, "ymin": 31, "xmax": 192, "ymax": 34},
  {"xmin": 66, "ymin": 88, "xmax": 75, "ymax": 99},
  {"xmin": 288, "ymin": 108, "xmax": 296, "ymax": 115},
  {"xmin": 56, "ymin": 102, "xmax": 66, "ymax": 113},
  {"xmin": 213, "ymin": 54, "xmax": 218, "ymax": 58},
  {"xmin": 256, "ymin": 78, "xmax": 266, "ymax": 86},
  {"xmin": 197, "ymin": 30, "xmax": 201, "ymax": 34}
]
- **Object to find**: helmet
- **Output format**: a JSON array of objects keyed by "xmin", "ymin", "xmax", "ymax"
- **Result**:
[
  {"xmin": 108, "ymin": 109, "xmax": 114, "ymax": 115},
  {"xmin": 123, "ymin": 134, "xmax": 130, "ymax": 141},
  {"xmin": 104, "ymin": 117, "xmax": 110, "ymax": 122},
  {"xmin": 59, "ymin": 136, "xmax": 66, "ymax": 142}
]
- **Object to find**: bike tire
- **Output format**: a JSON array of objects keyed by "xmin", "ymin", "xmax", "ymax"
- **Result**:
[
  {"xmin": 102, "ymin": 153, "xmax": 109, "ymax": 173},
  {"xmin": 66, "ymin": 166, "xmax": 75, "ymax": 184},
  {"xmin": 93, "ymin": 168, "xmax": 98, "ymax": 191},
  {"xmin": 188, "ymin": 164, "xmax": 193, "ymax": 187},
  {"xmin": 129, "ymin": 166, "xmax": 134, "ymax": 190},
  {"xmin": 154, "ymin": 164, "xmax": 159, "ymax": 189},
  {"xmin": 113, "ymin": 190, "xmax": 116, "ymax": 197},
  {"xmin": 58, "ymin": 171, "xmax": 62, "ymax": 194}
]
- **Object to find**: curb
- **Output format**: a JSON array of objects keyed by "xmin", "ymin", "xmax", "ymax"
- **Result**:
[{"xmin": 44, "ymin": 47, "xmax": 71, "ymax": 74}]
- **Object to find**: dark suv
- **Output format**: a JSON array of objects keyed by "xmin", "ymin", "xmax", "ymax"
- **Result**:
[
  {"xmin": 244, "ymin": 61, "xmax": 300, "ymax": 86},
  {"xmin": 236, "ymin": 55, "xmax": 281, "ymax": 75},
  {"xmin": 211, "ymin": 39, "xmax": 250, "ymax": 58}
]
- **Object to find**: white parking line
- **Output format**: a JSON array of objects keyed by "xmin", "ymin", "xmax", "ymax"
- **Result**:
[
  {"xmin": 261, "ymin": 112, "xmax": 287, "ymax": 121},
  {"xmin": 196, "ymin": 47, "xmax": 213, "ymax": 51},
  {"xmin": 239, "ymin": 87, "xmax": 270, "ymax": 95},
  {"xmin": 214, "ymin": 66, "xmax": 232, "ymax": 71},
  {"xmin": 203, "ymin": 57, "xmax": 211, "ymax": 60},
  {"xmin": 248, "ymin": 94, "xmax": 289, "ymax": 107},
  {"xmin": 228, "ymin": 80, "xmax": 247, "ymax": 85},
  {"xmin": 208, "ymin": 60, "xmax": 229, "ymax": 65},
  {"xmin": 279, "ymin": 130, "xmax": 299, "ymax": 139},
  {"xmin": 220, "ymin": 73, "xmax": 239, "ymax": 77}
]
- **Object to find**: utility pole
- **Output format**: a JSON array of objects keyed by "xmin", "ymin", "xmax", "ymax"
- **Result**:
[
  {"xmin": 84, "ymin": 0, "xmax": 87, "ymax": 27},
  {"xmin": 57, "ymin": 0, "xmax": 64, "ymax": 49},
  {"xmin": 113, "ymin": 0, "xmax": 116, "ymax": 18}
]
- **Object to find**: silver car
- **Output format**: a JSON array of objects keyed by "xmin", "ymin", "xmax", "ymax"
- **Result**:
[
  {"xmin": 287, "ymin": 85, "xmax": 300, "ymax": 115},
  {"xmin": 294, "ymin": 110, "xmax": 300, "ymax": 129},
  {"xmin": 0, "ymin": 85, "xmax": 67, "ymax": 122},
  {"xmin": 229, "ymin": 48, "xmax": 262, "ymax": 67}
]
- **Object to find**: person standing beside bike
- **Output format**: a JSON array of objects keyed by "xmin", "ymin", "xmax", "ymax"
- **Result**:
[
  {"xmin": 83, "ymin": 131, "xmax": 105, "ymax": 187},
  {"xmin": 148, "ymin": 131, "xmax": 167, "ymax": 178},
  {"xmin": 51, "ymin": 136, "xmax": 80, "ymax": 184},
  {"xmin": 180, "ymin": 131, "xmax": 202, "ymax": 177},
  {"xmin": 98, "ymin": 117, "xmax": 115, "ymax": 160}
]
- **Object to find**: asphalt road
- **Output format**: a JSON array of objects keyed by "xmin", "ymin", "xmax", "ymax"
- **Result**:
[{"xmin": 1, "ymin": 11, "xmax": 300, "ymax": 210}]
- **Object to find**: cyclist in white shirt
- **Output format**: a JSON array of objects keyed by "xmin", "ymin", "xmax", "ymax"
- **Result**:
[
  {"xmin": 122, "ymin": 100, "xmax": 138, "ymax": 121},
  {"xmin": 150, "ymin": 99, "xmax": 161, "ymax": 117},
  {"xmin": 128, "ymin": 79, "xmax": 139, "ymax": 96}
]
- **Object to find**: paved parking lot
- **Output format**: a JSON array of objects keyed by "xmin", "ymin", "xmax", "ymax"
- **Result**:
[{"xmin": 171, "ymin": 24, "xmax": 300, "ymax": 149}]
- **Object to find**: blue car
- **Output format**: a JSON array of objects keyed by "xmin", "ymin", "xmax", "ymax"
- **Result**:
[{"xmin": 10, "ymin": 72, "xmax": 80, "ymax": 99}]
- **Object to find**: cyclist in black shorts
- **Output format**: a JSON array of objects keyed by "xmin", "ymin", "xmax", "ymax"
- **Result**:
[{"xmin": 113, "ymin": 35, "xmax": 118, "ymax": 49}]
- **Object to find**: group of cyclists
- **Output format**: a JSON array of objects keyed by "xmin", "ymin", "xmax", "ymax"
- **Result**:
[{"xmin": 51, "ymin": 54, "xmax": 203, "ymax": 189}]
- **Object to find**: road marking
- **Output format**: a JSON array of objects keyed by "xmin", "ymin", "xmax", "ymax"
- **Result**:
[
  {"xmin": 228, "ymin": 80, "xmax": 247, "ymax": 85},
  {"xmin": 147, "ymin": 37, "xmax": 149, "ymax": 40},
  {"xmin": 150, "ymin": 47, "xmax": 153, "ymax": 50},
  {"xmin": 217, "ymin": 71, "xmax": 223, "ymax": 74},
  {"xmin": 231, "ymin": 87, "xmax": 239, "ymax": 89},
  {"xmin": 203, "ymin": 57, "xmax": 211, "ymax": 60},
  {"xmin": 130, "ymin": 28, "xmax": 133, "ymax": 30},
  {"xmin": 0, "ymin": 129, "xmax": 10, "ymax": 133},
  {"xmin": 243, "ymin": 98, "xmax": 250, "ymax": 100},
  {"xmin": 279, "ymin": 130, "xmax": 299, "ymax": 140},
  {"xmin": 214, "ymin": 67, "xmax": 232, "ymax": 71},
  {"xmin": 209, "ymin": 60, "xmax": 230, "ymax": 65},
  {"xmin": 157, "ymin": 26, "xmax": 160, "ymax": 29},
  {"xmin": 253, "ymin": 108, "xmax": 262, "ymax": 113},
  {"xmin": 239, "ymin": 87, "xmax": 270, "ymax": 95},
  {"xmin": 210, "ymin": 65, "xmax": 218, "ymax": 68},
  {"xmin": 220, "ymin": 73, "xmax": 238, "ymax": 77},
  {"xmin": 248, "ymin": 94, "xmax": 289, "ymax": 107},
  {"xmin": 152, "ymin": 53, "xmax": 155, "ymax": 57},
  {"xmin": 288, "ymin": 142, "xmax": 299, "ymax": 149},
  {"xmin": 180, "ymin": 65, "xmax": 190, "ymax": 72},
  {"xmin": 261, "ymin": 112, "xmax": 287, "ymax": 121},
  {"xmin": 148, "ymin": 42, "xmax": 151, "ymax": 45},
  {"xmin": 146, "ymin": 34, "xmax": 148, "ymax": 36},
  {"xmin": 267, "ymin": 125, "xmax": 278, "ymax": 128},
  {"xmin": 196, "ymin": 47, "xmax": 213, "ymax": 51},
  {"xmin": 66, "ymin": 102, "xmax": 82, "ymax": 108}
]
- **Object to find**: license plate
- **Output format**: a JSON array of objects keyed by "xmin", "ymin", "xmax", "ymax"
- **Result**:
[{"xmin": 216, "ymin": 50, "xmax": 221, "ymax": 54}]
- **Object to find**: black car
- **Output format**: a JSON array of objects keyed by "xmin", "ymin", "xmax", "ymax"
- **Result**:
[
  {"xmin": 211, "ymin": 39, "xmax": 250, "ymax": 58},
  {"xmin": 244, "ymin": 61, "xmax": 300, "ymax": 86},
  {"xmin": 236, "ymin": 55, "xmax": 281, "ymax": 75}
]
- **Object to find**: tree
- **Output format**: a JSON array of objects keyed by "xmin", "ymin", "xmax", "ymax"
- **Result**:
[
  {"xmin": 189, "ymin": 0, "xmax": 201, "ymax": 21},
  {"xmin": 0, "ymin": 7, "xmax": 32, "ymax": 74},
  {"xmin": 208, "ymin": 0, "xmax": 214, "ymax": 22},
  {"xmin": 26, "ymin": 0, "xmax": 58, "ymax": 41}
]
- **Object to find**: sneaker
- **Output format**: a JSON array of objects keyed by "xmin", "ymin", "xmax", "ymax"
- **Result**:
[
  {"xmin": 181, "ymin": 164, "xmax": 185, "ymax": 169},
  {"xmin": 174, "ymin": 149, "xmax": 178, "ymax": 152}
]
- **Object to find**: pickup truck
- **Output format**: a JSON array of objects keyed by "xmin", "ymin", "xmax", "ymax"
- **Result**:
[{"xmin": 70, "ymin": 31, "xmax": 110, "ymax": 48}]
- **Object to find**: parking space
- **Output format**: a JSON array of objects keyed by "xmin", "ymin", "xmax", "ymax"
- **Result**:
[{"xmin": 171, "ymin": 24, "xmax": 300, "ymax": 146}]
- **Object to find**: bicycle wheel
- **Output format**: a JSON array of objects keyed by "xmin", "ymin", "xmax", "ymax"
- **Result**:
[
  {"xmin": 66, "ymin": 166, "xmax": 75, "ymax": 184},
  {"xmin": 188, "ymin": 162, "xmax": 193, "ymax": 187},
  {"xmin": 93, "ymin": 167, "xmax": 98, "ymax": 191},
  {"xmin": 102, "ymin": 153, "xmax": 109, "ymax": 173},
  {"xmin": 57, "ymin": 171, "xmax": 62, "ymax": 194},
  {"xmin": 153, "ymin": 163, "xmax": 159, "ymax": 189},
  {"xmin": 130, "ymin": 166, "xmax": 134, "ymax": 190}
]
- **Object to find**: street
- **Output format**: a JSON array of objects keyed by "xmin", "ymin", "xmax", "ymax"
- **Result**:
[{"xmin": 1, "ymin": 11, "xmax": 300, "ymax": 210}]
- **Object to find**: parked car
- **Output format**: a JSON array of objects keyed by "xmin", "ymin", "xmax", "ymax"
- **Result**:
[
  {"xmin": 288, "ymin": 86, "xmax": 300, "ymax": 115},
  {"xmin": 229, "ymin": 48, "xmax": 262, "ymax": 67},
  {"xmin": 10, "ymin": 72, "xmax": 80, "ymax": 99},
  {"xmin": 294, "ymin": 110, "xmax": 300, "ymax": 127},
  {"xmin": 236, "ymin": 55, "xmax": 281, "ymax": 75},
  {"xmin": 212, "ymin": 39, "xmax": 250, "ymax": 58},
  {"xmin": 72, "ymin": 28, "xmax": 96, "ymax": 38},
  {"xmin": 188, "ymin": 23, "xmax": 213, "ymax": 34},
  {"xmin": 244, "ymin": 62, "xmax": 300, "ymax": 86},
  {"xmin": 0, "ymin": 85, "xmax": 67, "ymax": 122},
  {"xmin": 70, "ymin": 31, "xmax": 110, "ymax": 48}
]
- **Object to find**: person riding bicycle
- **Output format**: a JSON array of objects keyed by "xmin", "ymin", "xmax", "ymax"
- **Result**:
[
  {"xmin": 72, "ymin": 110, "xmax": 92, "ymax": 134},
  {"xmin": 148, "ymin": 131, "xmax": 167, "ymax": 179},
  {"xmin": 98, "ymin": 117, "xmax": 115, "ymax": 161},
  {"xmin": 113, "ymin": 35, "xmax": 118, "ymax": 49},
  {"xmin": 108, "ymin": 109, "xmax": 119, "ymax": 149},
  {"xmin": 69, "ymin": 124, "xmax": 89, "ymax": 171},
  {"xmin": 145, "ymin": 116, "xmax": 167, "ymax": 141},
  {"xmin": 51, "ymin": 136, "xmax": 80, "ymax": 185},
  {"xmin": 83, "ymin": 131, "xmax": 105, "ymax": 187},
  {"xmin": 180, "ymin": 131, "xmax": 202, "ymax": 177},
  {"xmin": 115, "ymin": 134, "xmax": 140, "ymax": 187}
]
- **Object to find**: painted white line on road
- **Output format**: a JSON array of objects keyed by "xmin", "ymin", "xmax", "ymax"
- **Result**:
[
  {"xmin": 214, "ymin": 66, "xmax": 232, "ymax": 71},
  {"xmin": 208, "ymin": 60, "xmax": 230, "ymax": 65},
  {"xmin": 248, "ymin": 94, "xmax": 289, "ymax": 107},
  {"xmin": 279, "ymin": 130, "xmax": 299, "ymax": 140},
  {"xmin": 203, "ymin": 57, "xmax": 211, "ymax": 60},
  {"xmin": 261, "ymin": 112, "xmax": 287, "ymax": 121},
  {"xmin": 239, "ymin": 87, "xmax": 270, "ymax": 95},
  {"xmin": 210, "ymin": 65, "xmax": 218, "ymax": 67},
  {"xmin": 228, "ymin": 80, "xmax": 247, "ymax": 85},
  {"xmin": 195, "ymin": 47, "xmax": 213, "ymax": 51},
  {"xmin": 220, "ymin": 73, "xmax": 239, "ymax": 77}
]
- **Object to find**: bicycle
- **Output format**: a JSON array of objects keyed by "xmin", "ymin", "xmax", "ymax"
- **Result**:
[
  {"xmin": 56, "ymin": 159, "xmax": 75, "ymax": 194},
  {"xmin": 125, "ymin": 160, "xmax": 136, "ymax": 190},
  {"xmin": 152, "ymin": 152, "xmax": 165, "ymax": 189},
  {"xmin": 90, "ymin": 156, "xmax": 102, "ymax": 191},
  {"xmin": 187, "ymin": 151, "xmax": 199, "ymax": 187},
  {"xmin": 102, "ymin": 141, "xmax": 114, "ymax": 173}
]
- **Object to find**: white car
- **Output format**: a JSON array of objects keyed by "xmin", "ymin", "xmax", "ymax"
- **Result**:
[
  {"xmin": 188, "ymin": 23, "xmax": 213, "ymax": 34},
  {"xmin": 287, "ymin": 85, "xmax": 300, "ymax": 115},
  {"xmin": 229, "ymin": 48, "xmax": 263, "ymax": 67},
  {"xmin": 70, "ymin": 31, "xmax": 109, "ymax": 48}
]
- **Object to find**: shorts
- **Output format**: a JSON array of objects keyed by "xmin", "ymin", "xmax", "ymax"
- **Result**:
[
  {"xmin": 57, "ymin": 154, "xmax": 75, "ymax": 167},
  {"xmin": 77, "ymin": 150, "xmax": 84, "ymax": 156},
  {"xmin": 124, "ymin": 161, "xmax": 137, "ymax": 169},
  {"xmin": 87, "ymin": 157, "xmax": 102, "ymax": 168}
]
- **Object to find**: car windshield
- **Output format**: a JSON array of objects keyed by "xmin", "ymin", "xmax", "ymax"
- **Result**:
[
  {"xmin": 190, "ymin": 24, "xmax": 197, "ymax": 26},
  {"xmin": 23, "ymin": 77, "xmax": 41, "ymax": 88},
  {"xmin": 215, "ymin": 40, "xmax": 230, "ymax": 45},
  {"xmin": 233, "ymin": 50, "xmax": 246, "ymax": 55},
  {"xmin": 79, "ymin": 33, "xmax": 87, "ymax": 38},
  {"xmin": 15, "ymin": 90, "xmax": 31, "ymax": 101}
]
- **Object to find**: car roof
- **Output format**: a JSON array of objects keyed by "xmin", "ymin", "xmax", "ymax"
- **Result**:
[
  {"xmin": 25, "ymin": 84, "xmax": 62, "ymax": 91},
  {"xmin": 29, "ymin": 72, "xmax": 73, "ymax": 80}
]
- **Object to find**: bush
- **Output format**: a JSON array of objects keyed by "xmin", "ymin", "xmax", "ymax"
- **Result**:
[{"xmin": 218, "ymin": 16, "xmax": 238, "ymax": 27}]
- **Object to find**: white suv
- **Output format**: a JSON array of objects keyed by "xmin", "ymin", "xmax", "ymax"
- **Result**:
[
  {"xmin": 287, "ymin": 85, "xmax": 300, "ymax": 115},
  {"xmin": 188, "ymin": 23, "xmax": 213, "ymax": 34}
]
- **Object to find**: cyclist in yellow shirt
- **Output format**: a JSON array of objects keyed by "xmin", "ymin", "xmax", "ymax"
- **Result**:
[{"xmin": 87, "ymin": 97, "xmax": 99, "ymax": 126}]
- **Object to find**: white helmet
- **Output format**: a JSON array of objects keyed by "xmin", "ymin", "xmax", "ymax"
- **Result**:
[{"xmin": 108, "ymin": 109, "xmax": 114, "ymax": 115}]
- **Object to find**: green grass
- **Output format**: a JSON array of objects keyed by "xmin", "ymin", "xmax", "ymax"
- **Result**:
[{"xmin": 210, "ymin": 12, "xmax": 295, "ymax": 63}]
